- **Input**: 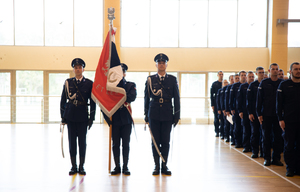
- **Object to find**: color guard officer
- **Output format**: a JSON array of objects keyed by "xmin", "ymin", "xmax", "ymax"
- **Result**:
[
  {"xmin": 144, "ymin": 53, "xmax": 180, "ymax": 175},
  {"xmin": 60, "ymin": 58, "xmax": 96, "ymax": 175},
  {"xmin": 103, "ymin": 63, "xmax": 137, "ymax": 175}
]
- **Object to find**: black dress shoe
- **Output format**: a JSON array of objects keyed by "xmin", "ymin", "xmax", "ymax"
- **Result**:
[
  {"xmin": 152, "ymin": 165, "xmax": 160, "ymax": 175},
  {"xmin": 111, "ymin": 166, "xmax": 121, "ymax": 175},
  {"xmin": 264, "ymin": 160, "xmax": 271, "ymax": 166},
  {"xmin": 215, "ymin": 133, "xmax": 219, "ymax": 137},
  {"xmin": 79, "ymin": 166, "xmax": 86, "ymax": 175},
  {"xmin": 251, "ymin": 154, "xmax": 258, "ymax": 158},
  {"xmin": 271, "ymin": 160, "xmax": 284, "ymax": 166},
  {"xmin": 231, "ymin": 142, "xmax": 235, "ymax": 145},
  {"xmin": 235, "ymin": 144, "xmax": 243, "ymax": 148},
  {"xmin": 161, "ymin": 166, "xmax": 172, "ymax": 175},
  {"xmin": 243, "ymin": 148, "xmax": 251, "ymax": 153},
  {"xmin": 225, "ymin": 137, "xmax": 230, "ymax": 142},
  {"xmin": 260, "ymin": 152, "xmax": 264, "ymax": 158},
  {"xmin": 294, "ymin": 171, "xmax": 300, "ymax": 176},
  {"xmin": 69, "ymin": 167, "xmax": 78, "ymax": 175},
  {"xmin": 221, "ymin": 136, "xmax": 224, "ymax": 139},
  {"xmin": 286, "ymin": 171, "xmax": 294, "ymax": 177},
  {"xmin": 122, "ymin": 167, "xmax": 131, "ymax": 175}
]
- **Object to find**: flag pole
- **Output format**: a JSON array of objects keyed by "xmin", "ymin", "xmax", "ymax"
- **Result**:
[{"xmin": 107, "ymin": 7, "xmax": 115, "ymax": 173}]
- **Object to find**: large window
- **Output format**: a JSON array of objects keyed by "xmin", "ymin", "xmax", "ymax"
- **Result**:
[
  {"xmin": 16, "ymin": 71, "xmax": 43, "ymax": 122},
  {"xmin": 288, "ymin": 0, "xmax": 300, "ymax": 47},
  {"xmin": 49, "ymin": 73, "xmax": 70, "ymax": 122},
  {"xmin": 181, "ymin": 73, "xmax": 207, "ymax": 122},
  {"xmin": 0, "ymin": 72, "xmax": 11, "ymax": 122},
  {"xmin": 0, "ymin": 0, "xmax": 14, "ymax": 45},
  {"xmin": 126, "ymin": 72, "xmax": 149, "ymax": 119},
  {"xmin": 15, "ymin": 0, "xmax": 43, "ymax": 46},
  {"xmin": 121, "ymin": 0, "xmax": 267, "ymax": 48},
  {"xmin": 0, "ymin": 0, "xmax": 103, "ymax": 46}
]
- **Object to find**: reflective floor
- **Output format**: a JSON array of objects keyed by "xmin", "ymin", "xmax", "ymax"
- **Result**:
[{"xmin": 0, "ymin": 123, "xmax": 299, "ymax": 192}]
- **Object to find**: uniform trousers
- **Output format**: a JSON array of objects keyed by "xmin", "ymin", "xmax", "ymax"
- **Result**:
[
  {"xmin": 261, "ymin": 116, "xmax": 283, "ymax": 161},
  {"xmin": 214, "ymin": 109, "xmax": 220, "ymax": 134},
  {"xmin": 149, "ymin": 119, "xmax": 172, "ymax": 157},
  {"xmin": 250, "ymin": 115, "xmax": 262, "ymax": 155},
  {"xmin": 224, "ymin": 115, "xmax": 230, "ymax": 138},
  {"xmin": 233, "ymin": 113, "xmax": 243, "ymax": 145},
  {"xmin": 242, "ymin": 115, "xmax": 251, "ymax": 149},
  {"xmin": 112, "ymin": 124, "xmax": 132, "ymax": 158},
  {"xmin": 67, "ymin": 121, "xmax": 88, "ymax": 157},
  {"xmin": 219, "ymin": 113, "xmax": 224, "ymax": 136},
  {"xmin": 282, "ymin": 122, "xmax": 300, "ymax": 173}
]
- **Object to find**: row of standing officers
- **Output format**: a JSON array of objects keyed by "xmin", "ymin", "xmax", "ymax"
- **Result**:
[{"xmin": 211, "ymin": 62, "xmax": 300, "ymax": 177}]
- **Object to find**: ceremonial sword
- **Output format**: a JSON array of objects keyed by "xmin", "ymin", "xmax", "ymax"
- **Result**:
[
  {"xmin": 60, "ymin": 124, "xmax": 65, "ymax": 158},
  {"xmin": 145, "ymin": 123, "xmax": 165, "ymax": 163}
]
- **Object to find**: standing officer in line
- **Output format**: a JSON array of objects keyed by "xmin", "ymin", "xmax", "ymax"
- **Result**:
[
  {"xmin": 247, "ymin": 67, "xmax": 265, "ymax": 158},
  {"xmin": 277, "ymin": 62, "xmax": 300, "ymax": 177},
  {"xmin": 223, "ymin": 75, "xmax": 234, "ymax": 142},
  {"xmin": 216, "ymin": 79, "xmax": 229, "ymax": 139},
  {"xmin": 237, "ymin": 71, "xmax": 254, "ymax": 153},
  {"xmin": 278, "ymin": 69, "xmax": 284, "ymax": 79},
  {"xmin": 103, "ymin": 63, "xmax": 137, "ymax": 175},
  {"xmin": 144, "ymin": 53, "xmax": 180, "ymax": 175},
  {"xmin": 225, "ymin": 74, "xmax": 239, "ymax": 145},
  {"xmin": 257, "ymin": 63, "xmax": 284, "ymax": 166},
  {"xmin": 60, "ymin": 58, "xmax": 96, "ymax": 175},
  {"xmin": 210, "ymin": 71, "xmax": 223, "ymax": 137},
  {"xmin": 230, "ymin": 71, "xmax": 247, "ymax": 148}
]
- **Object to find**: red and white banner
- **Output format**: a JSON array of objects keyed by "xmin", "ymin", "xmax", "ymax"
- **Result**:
[{"xmin": 91, "ymin": 28, "xmax": 126, "ymax": 118}]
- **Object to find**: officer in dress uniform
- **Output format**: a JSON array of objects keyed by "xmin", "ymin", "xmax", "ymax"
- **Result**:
[
  {"xmin": 60, "ymin": 58, "xmax": 96, "ymax": 175},
  {"xmin": 144, "ymin": 53, "xmax": 180, "ymax": 175},
  {"xmin": 210, "ymin": 71, "xmax": 223, "ymax": 137},
  {"xmin": 277, "ymin": 62, "xmax": 300, "ymax": 177},
  {"xmin": 247, "ymin": 67, "xmax": 265, "ymax": 158},
  {"xmin": 223, "ymin": 75, "xmax": 234, "ymax": 142},
  {"xmin": 230, "ymin": 71, "xmax": 247, "ymax": 148},
  {"xmin": 103, "ymin": 63, "xmax": 137, "ymax": 175},
  {"xmin": 257, "ymin": 63, "xmax": 284, "ymax": 166},
  {"xmin": 237, "ymin": 71, "xmax": 254, "ymax": 153},
  {"xmin": 216, "ymin": 79, "xmax": 228, "ymax": 139},
  {"xmin": 225, "ymin": 74, "xmax": 239, "ymax": 145}
]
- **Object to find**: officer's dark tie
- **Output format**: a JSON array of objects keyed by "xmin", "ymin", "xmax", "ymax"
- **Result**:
[
  {"xmin": 77, "ymin": 80, "xmax": 80, "ymax": 84},
  {"xmin": 161, "ymin": 77, "xmax": 164, "ymax": 83}
]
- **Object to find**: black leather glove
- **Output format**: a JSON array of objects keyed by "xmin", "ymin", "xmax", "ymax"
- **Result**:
[
  {"xmin": 173, "ymin": 119, "xmax": 179, "ymax": 128},
  {"xmin": 88, "ymin": 119, "xmax": 93, "ymax": 130},
  {"xmin": 61, "ymin": 118, "xmax": 67, "ymax": 124},
  {"xmin": 144, "ymin": 116, "xmax": 149, "ymax": 123}
]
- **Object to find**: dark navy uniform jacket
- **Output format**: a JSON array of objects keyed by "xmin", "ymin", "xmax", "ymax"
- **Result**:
[
  {"xmin": 229, "ymin": 82, "xmax": 241, "ymax": 111},
  {"xmin": 104, "ymin": 80, "xmax": 137, "ymax": 126},
  {"xmin": 256, "ymin": 78, "xmax": 283, "ymax": 117},
  {"xmin": 221, "ymin": 85, "xmax": 228, "ymax": 111},
  {"xmin": 210, "ymin": 81, "xmax": 222, "ymax": 108},
  {"xmin": 237, "ymin": 82, "xmax": 249, "ymax": 114},
  {"xmin": 276, "ymin": 79, "xmax": 300, "ymax": 123},
  {"xmin": 60, "ymin": 77, "xmax": 96, "ymax": 122},
  {"xmin": 246, "ymin": 80, "xmax": 259, "ymax": 115},
  {"xmin": 144, "ymin": 74, "xmax": 180, "ymax": 122},
  {"xmin": 216, "ymin": 86, "xmax": 227, "ymax": 111},
  {"xmin": 225, "ymin": 84, "xmax": 233, "ymax": 113}
]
